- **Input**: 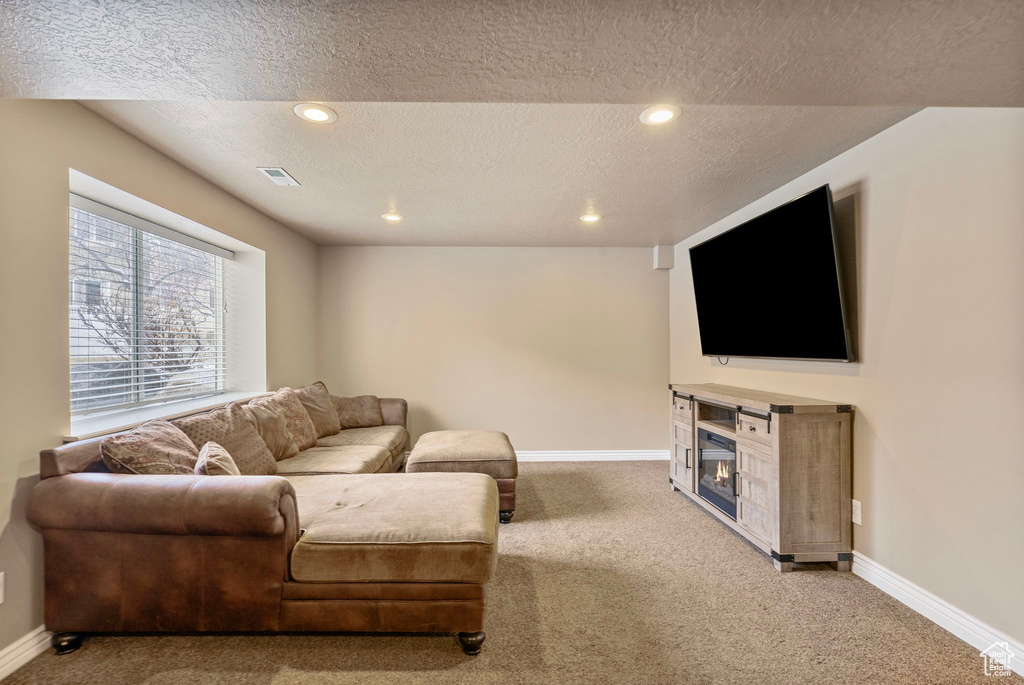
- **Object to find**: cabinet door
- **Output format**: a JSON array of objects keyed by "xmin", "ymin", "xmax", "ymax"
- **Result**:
[
  {"xmin": 672, "ymin": 421, "xmax": 694, "ymax": 491},
  {"xmin": 736, "ymin": 441, "xmax": 777, "ymax": 547},
  {"xmin": 737, "ymin": 495, "xmax": 773, "ymax": 546}
]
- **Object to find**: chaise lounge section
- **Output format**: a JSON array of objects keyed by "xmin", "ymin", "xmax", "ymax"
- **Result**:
[{"xmin": 27, "ymin": 388, "xmax": 499, "ymax": 655}]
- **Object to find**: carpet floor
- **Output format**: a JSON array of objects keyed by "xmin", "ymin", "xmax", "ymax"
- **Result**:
[{"xmin": 4, "ymin": 461, "xmax": 1015, "ymax": 685}]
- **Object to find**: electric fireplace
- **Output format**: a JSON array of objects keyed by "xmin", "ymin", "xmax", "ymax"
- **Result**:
[{"xmin": 697, "ymin": 428, "xmax": 737, "ymax": 519}]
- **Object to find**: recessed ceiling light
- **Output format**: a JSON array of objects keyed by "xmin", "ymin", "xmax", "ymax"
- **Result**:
[
  {"xmin": 293, "ymin": 103, "xmax": 338, "ymax": 123},
  {"xmin": 257, "ymin": 167, "xmax": 300, "ymax": 186},
  {"xmin": 580, "ymin": 213, "xmax": 601, "ymax": 223},
  {"xmin": 381, "ymin": 213, "xmax": 403, "ymax": 222},
  {"xmin": 639, "ymin": 105, "xmax": 681, "ymax": 125}
]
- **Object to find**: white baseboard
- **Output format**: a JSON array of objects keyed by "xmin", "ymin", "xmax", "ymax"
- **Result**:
[
  {"xmin": 0, "ymin": 626, "xmax": 50, "ymax": 681},
  {"xmin": 403, "ymin": 450, "xmax": 669, "ymax": 463},
  {"xmin": 516, "ymin": 450, "xmax": 669, "ymax": 462},
  {"xmin": 852, "ymin": 552, "xmax": 1022, "ymax": 677}
]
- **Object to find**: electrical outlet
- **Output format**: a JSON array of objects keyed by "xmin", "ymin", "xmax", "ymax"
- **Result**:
[{"xmin": 852, "ymin": 499, "xmax": 863, "ymax": 526}]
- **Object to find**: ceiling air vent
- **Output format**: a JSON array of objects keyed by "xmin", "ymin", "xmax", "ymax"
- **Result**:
[{"xmin": 257, "ymin": 167, "xmax": 300, "ymax": 186}]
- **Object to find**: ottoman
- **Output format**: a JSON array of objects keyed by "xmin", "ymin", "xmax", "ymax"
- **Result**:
[{"xmin": 407, "ymin": 430, "xmax": 518, "ymax": 523}]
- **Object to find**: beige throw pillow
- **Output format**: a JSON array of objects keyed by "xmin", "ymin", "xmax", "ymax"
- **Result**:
[
  {"xmin": 294, "ymin": 381, "xmax": 341, "ymax": 438},
  {"xmin": 331, "ymin": 394, "xmax": 384, "ymax": 429},
  {"xmin": 100, "ymin": 419, "xmax": 199, "ymax": 475},
  {"xmin": 244, "ymin": 400, "xmax": 300, "ymax": 461},
  {"xmin": 172, "ymin": 402, "xmax": 277, "ymax": 476},
  {"xmin": 194, "ymin": 442, "xmax": 241, "ymax": 476},
  {"xmin": 250, "ymin": 388, "xmax": 318, "ymax": 451}
]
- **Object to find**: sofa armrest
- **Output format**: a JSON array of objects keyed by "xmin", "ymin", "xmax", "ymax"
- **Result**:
[
  {"xmin": 27, "ymin": 472, "xmax": 299, "ymax": 538},
  {"xmin": 380, "ymin": 397, "xmax": 408, "ymax": 428},
  {"xmin": 40, "ymin": 435, "xmax": 107, "ymax": 479}
]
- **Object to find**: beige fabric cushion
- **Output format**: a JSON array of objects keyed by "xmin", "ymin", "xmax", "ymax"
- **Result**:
[
  {"xmin": 294, "ymin": 381, "xmax": 341, "ymax": 438},
  {"xmin": 407, "ymin": 430, "xmax": 518, "ymax": 479},
  {"xmin": 283, "ymin": 475, "xmax": 356, "ymax": 529},
  {"xmin": 287, "ymin": 472, "xmax": 499, "ymax": 583},
  {"xmin": 275, "ymin": 445, "xmax": 390, "ymax": 475},
  {"xmin": 250, "ymin": 389, "xmax": 317, "ymax": 451},
  {"xmin": 331, "ymin": 394, "xmax": 383, "ymax": 429},
  {"xmin": 244, "ymin": 401, "xmax": 300, "ymax": 461},
  {"xmin": 100, "ymin": 419, "xmax": 198, "ymax": 475},
  {"xmin": 194, "ymin": 441, "xmax": 241, "ymax": 476},
  {"xmin": 315, "ymin": 425, "xmax": 407, "ymax": 460},
  {"xmin": 172, "ymin": 402, "xmax": 277, "ymax": 476}
]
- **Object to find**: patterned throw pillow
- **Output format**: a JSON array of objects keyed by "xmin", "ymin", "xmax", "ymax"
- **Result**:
[
  {"xmin": 172, "ymin": 402, "xmax": 277, "ymax": 475},
  {"xmin": 332, "ymin": 395, "xmax": 384, "ymax": 429},
  {"xmin": 244, "ymin": 400, "xmax": 300, "ymax": 461},
  {"xmin": 194, "ymin": 442, "xmax": 241, "ymax": 476},
  {"xmin": 249, "ymin": 388, "xmax": 317, "ymax": 451},
  {"xmin": 294, "ymin": 381, "xmax": 342, "ymax": 438},
  {"xmin": 100, "ymin": 419, "xmax": 199, "ymax": 475}
]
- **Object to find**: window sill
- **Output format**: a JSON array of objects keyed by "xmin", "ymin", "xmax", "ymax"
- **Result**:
[{"xmin": 66, "ymin": 391, "xmax": 269, "ymax": 442}]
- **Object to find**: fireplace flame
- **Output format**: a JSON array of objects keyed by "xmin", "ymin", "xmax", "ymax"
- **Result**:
[{"xmin": 715, "ymin": 461, "xmax": 731, "ymax": 483}]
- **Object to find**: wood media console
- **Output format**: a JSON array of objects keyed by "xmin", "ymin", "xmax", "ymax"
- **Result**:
[{"xmin": 669, "ymin": 383, "xmax": 852, "ymax": 572}]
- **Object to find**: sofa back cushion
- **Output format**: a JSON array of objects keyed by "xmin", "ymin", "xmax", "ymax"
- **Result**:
[
  {"xmin": 249, "ymin": 388, "xmax": 317, "ymax": 451},
  {"xmin": 332, "ymin": 395, "xmax": 384, "ymax": 429},
  {"xmin": 294, "ymin": 381, "xmax": 342, "ymax": 438},
  {"xmin": 194, "ymin": 441, "xmax": 242, "ymax": 476},
  {"xmin": 173, "ymin": 402, "xmax": 277, "ymax": 475},
  {"xmin": 244, "ymin": 401, "xmax": 301, "ymax": 461},
  {"xmin": 100, "ymin": 419, "xmax": 198, "ymax": 475}
]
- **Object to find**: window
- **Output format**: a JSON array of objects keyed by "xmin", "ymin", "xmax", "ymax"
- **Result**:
[
  {"xmin": 84, "ymin": 281, "xmax": 103, "ymax": 306},
  {"xmin": 69, "ymin": 195, "xmax": 233, "ymax": 415},
  {"xmin": 70, "ymin": 280, "xmax": 103, "ymax": 306}
]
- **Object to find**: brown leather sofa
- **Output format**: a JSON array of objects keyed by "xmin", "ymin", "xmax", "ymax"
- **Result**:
[{"xmin": 27, "ymin": 397, "xmax": 498, "ymax": 656}]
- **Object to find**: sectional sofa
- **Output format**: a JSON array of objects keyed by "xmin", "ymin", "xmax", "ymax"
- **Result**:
[{"xmin": 27, "ymin": 384, "xmax": 499, "ymax": 655}]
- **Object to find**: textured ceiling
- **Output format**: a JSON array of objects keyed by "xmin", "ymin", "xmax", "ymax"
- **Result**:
[
  {"xmin": 3, "ymin": 1, "xmax": 1023, "ymax": 105},
  {"xmin": 83, "ymin": 101, "xmax": 916, "ymax": 246}
]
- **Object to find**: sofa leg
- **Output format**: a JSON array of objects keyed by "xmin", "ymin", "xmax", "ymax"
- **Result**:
[
  {"xmin": 458, "ymin": 631, "xmax": 486, "ymax": 655},
  {"xmin": 499, "ymin": 510, "xmax": 514, "ymax": 524},
  {"xmin": 52, "ymin": 633, "xmax": 82, "ymax": 655}
]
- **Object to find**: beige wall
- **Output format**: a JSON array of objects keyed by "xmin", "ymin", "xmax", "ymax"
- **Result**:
[
  {"xmin": 670, "ymin": 108, "xmax": 1024, "ymax": 641},
  {"xmin": 318, "ymin": 247, "xmax": 669, "ymax": 451},
  {"xmin": 0, "ymin": 100, "xmax": 319, "ymax": 651}
]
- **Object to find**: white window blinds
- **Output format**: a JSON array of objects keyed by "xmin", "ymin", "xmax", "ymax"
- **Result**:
[{"xmin": 69, "ymin": 195, "xmax": 232, "ymax": 415}]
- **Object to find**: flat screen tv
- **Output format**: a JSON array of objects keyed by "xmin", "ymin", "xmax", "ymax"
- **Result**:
[{"xmin": 688, "ymin": 185, "xmax": 854, "ymax": 362}]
